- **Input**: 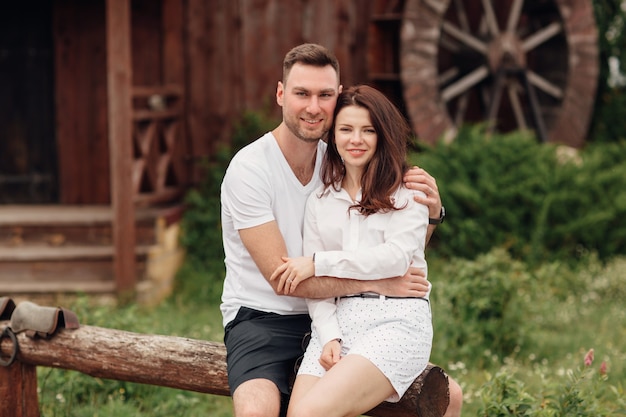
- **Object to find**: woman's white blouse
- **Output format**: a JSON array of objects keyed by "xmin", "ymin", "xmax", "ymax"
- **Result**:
[{"xmin": 304, "ymin": 184, "xmax": 429, "ymax": 345}]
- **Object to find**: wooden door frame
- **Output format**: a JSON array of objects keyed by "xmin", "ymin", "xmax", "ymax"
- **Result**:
[{"xmin": 106, "ymin": 0, "xmax": 136, "ymax": 295}]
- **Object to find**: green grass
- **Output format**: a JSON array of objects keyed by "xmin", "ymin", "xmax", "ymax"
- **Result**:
[
  {"xmin": 37, "ymin": 263, "xmax": 233, "ymax": 417},
  {"xmin": 451, "ymin": 301, "xmax": 626, "ymax": 415},
  {"xmin": 35, "ymin": 254, "xmax": 626, "ymax": 416}
]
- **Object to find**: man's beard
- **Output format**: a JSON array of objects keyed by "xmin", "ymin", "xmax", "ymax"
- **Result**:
[{"xmin": 284, "ymin": 115, "xmax": 327, "ymax": 144}]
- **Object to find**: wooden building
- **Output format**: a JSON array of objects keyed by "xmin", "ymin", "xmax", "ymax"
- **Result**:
[{"xmin": 0, "ymin": 0, "xmax": 598, "ymax": 300}]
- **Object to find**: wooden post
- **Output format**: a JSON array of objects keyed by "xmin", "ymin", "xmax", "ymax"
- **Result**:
[
  {"xmin": 161, "ymin": 0, "xmax": 190, "ymax": 189},
  {"xmin": 0, "ymin": 322, "xmax": 448, "ymax": 416},
  {"xmin": 162, "ymin": 0, "xmax": 184, "ymax": 85},
  {"xmin": 106, "ymin": 0, "xmax": 136, "ymax": 296},
  {"xmin": 0, "ymin": 332, "xmax": 39, "ymax": 417}
]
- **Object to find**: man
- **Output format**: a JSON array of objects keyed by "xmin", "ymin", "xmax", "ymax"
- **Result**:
[{"xmin": 220, "ymin": 43, "xmax": 461, "ymax": 417}]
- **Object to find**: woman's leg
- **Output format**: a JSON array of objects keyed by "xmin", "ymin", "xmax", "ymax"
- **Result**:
[
  {"xmin": 287, "ymin": 354, "xmax": 395, "ymax": 417},
  {"xmin": 286, "ymin": 374, "xmax": 319, "ymax": 417},
  {"xmin": 444, "ymin": 376, "xmax": 463, "ymax": 417}
]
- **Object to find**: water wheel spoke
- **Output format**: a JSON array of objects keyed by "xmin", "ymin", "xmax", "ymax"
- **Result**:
[
  {"xmin": 440, "ymin": 35, "xmax": 461, "ymax": 53},
  {"xmin": 454, "ymin": 93, "xmax": 469, "ymax": 126},
  {"xmin": 478, "ymin": 16, "xmax": 489, "ymax": 37},
  {"xmin": 486, "ymin": 70, "xmax": 506, "ymax": 132},
  {"xmin": 442, "ymin": 21, "xmax": 488, "ymax": 55},
  {"xmin": 480, "ymin": 84, "xmax": 491, "ymax": 110},
  {"xmin": 527, "ymin": 70, "xmax": 563, "ymax": 99},
  {"xmin": 453, "ymin": 0, "xmax": 471, "ymax": 32},
  {"xmin": 521, "ymin": 71, "xmax": 549, "ymax": 142},
  {"xmin": 522, "ymin": 21, "xmax": 563, "ymax": 52},
  {"xmin": 438, "ymin": 67, "xmax": 460, "ymax": 86},
  {"xmin": 480, "ymin": 0, "xmax": 500, "ymax": 36},
  {"xmin": 441, "ymin": 65, "xmax": 489, "ymax": 102},
  {"xmin": 507, "ymin": 83, "xmax": 528, "ymax": 130},
  {"xmin": 398, "ymin": 0, "xmax": 598, "ymax": 147},
  {"xmin": 506, "ymin": 0, "xmax": 524, "ymax": 33}
]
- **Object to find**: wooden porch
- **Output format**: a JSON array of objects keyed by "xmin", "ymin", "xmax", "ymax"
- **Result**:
[
  {"xmin": 0, "ymin": 204, "xmax": 185, "ymax": 304},
  {"xmin": 0, "ymin": 0, "xmax": 189, "ymax": 302}
]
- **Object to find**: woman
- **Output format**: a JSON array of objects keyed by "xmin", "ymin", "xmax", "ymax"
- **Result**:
[{"xmin": 270, "ymin": 85, "xmax": 433, "ymax": 417}]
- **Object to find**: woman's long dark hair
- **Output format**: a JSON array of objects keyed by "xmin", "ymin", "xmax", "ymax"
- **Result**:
[{"xmin": 321, "ymin": 85, "xmax": 411, "ymax": 216}]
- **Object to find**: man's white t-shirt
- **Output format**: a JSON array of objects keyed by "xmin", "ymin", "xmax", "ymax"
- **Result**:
[{"xmin": 220, "ymin": 132, "xmax": 326, "ymax": 327}]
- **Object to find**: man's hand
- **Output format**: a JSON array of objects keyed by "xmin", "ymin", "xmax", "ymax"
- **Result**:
[
  {"xmin": 319, "ymin": 339, "xmax": 342, "ymax": 371},
  {"xmin": 404, "ymin": 166, "xmax": 442, "ymax": 219},
  {"xmin": 270, "ymin": 256, "xmax": 315, "ymax": 294},
  {"xmin": 369, "ymin": 265, "xmax": 430, "ymax": 298}
]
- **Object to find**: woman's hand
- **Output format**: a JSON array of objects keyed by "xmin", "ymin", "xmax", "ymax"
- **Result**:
[
  {"xmin": 404, "ymin": 166, "xmax": 442, "ymax": 219},
  {"xmin": 319, "ymin": 339, "xmax": 342, "ymax": 370},
  {"xmin": 269, "ymin": 256, "xmax": 315, "ymax": 294}
]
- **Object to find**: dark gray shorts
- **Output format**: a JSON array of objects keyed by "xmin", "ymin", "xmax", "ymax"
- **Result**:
[{"xmin": 224, "ymin": 307, "xmax": 311, "ymax": 397}]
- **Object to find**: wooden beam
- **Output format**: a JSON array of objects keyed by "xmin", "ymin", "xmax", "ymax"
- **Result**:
[
  {"xmin": 162, "ymin": 0, "xmax": 184, "ymax": 85},
  {"xmin": 1, "ymin": 323, "xmax": 449, "ymax": 417},
  {"xmin": 0, "ymin": 361, "xmax": 39, "ymax": 417},
  {"xmin": 106, "ymin": 0, "xmax": 136, "ymax": 295},
  {"xmin": 161, "ymin": 0, "xmax": 190, "ymax": 190}
]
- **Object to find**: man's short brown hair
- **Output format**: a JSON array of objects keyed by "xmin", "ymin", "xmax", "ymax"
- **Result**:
[{"xmin": 282, "ymin": 43, "xmax": 340, "ymax": 84}]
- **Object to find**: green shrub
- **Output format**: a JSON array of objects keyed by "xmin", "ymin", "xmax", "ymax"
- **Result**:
[
  {"xmin": 478, "ymin": 371, "xmax": 536, "ymax": 416},
  {"xmin": 589, "ymin": 0, "xmax": 626, "ymax": 144},
  {"xmin": 183, "ymin": 116, "xmax": 626, "ymax": 268},
  {"xmin": 477, "ymin": 350, "xmax": 620, "ymax": 416},
  {"xmin": 430, "ymin": 248, "xmax": 533, "ymax": 367},
  {"xmin": 411, "ymin": 126, "xmax": 626, "ymax": 265}
]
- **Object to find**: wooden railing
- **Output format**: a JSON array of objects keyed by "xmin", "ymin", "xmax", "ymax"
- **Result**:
[
  {"xmin": 131, "ymin": 85, "xmax": 187, "ymax": 206},
  {"xmin": 1, "ymin": 321, "xmax": 449, "ymax": 417}
]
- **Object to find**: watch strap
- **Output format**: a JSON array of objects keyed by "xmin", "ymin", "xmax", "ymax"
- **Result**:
[{"xmin": 429, "ymin": 206, "xmax": 445, "ymax": 225}]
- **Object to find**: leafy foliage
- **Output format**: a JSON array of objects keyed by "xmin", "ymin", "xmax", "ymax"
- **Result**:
[
  {"xmin": 478, "ymin": 352, "xmax": 619, "ymax": 417},
  {"xmin": 430, "ymin": 248, "xmax": 532, "ymax": 366},
  {"xmin": 478, "ymin": 371, "xmax": 536, "ymax": 416},
  {"xmin": 411, "ymin": 126, "xmax": 626, "ymax": 265},
  {"xmin": 590, "ymin": 0, "xmax": 626, "ymax": 143}
]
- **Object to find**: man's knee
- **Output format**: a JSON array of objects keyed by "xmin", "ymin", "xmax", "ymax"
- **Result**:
[
  {"xmin": 444, "ymin": 376, "xmax": 463, "ymax": 417},
  {"xmin": 233, "ymin": 379, "xmax": 282, "ymax": 417}
]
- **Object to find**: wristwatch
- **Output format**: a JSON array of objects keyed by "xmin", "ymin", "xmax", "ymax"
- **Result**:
[{"xmin": 429, "ymin": 206, "xmax": 446, "ymax": 225}]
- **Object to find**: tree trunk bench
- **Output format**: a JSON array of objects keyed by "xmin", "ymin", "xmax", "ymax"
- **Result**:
[{"xmin": 1, "ymin": 321, "xmax": 449, "ymax": 417}]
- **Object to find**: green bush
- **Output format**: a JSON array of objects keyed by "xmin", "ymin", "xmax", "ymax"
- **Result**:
[
  {"xmin": 183, "ymin": 116, "xmax": 626, "ymax": 268},
  {"xmin": 430, "ymin": 248, "xmax": 532, "ymax": 367},
  {"xmin": 411, "ymin": 126, "xmax": 626, "ymax": 265},
  {"xmin": 478, "ymin": 350, "xmax": 620, "ymax": 417},
  {"xmin": 589, "ymin": 0, "xmax": 626, "ymax": 143},
  {"xmin": 477, "ymin": 371, "xmax": 536, "ymax": 416}
]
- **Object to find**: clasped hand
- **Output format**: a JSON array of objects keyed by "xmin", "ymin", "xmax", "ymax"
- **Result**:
[
  {"xmin": 270, "ymin": 256, "xmax": 314, "ymax": 294},
  {"xmin": 319, "ymin": 339, "xmax": 341, "ymax": 370}
]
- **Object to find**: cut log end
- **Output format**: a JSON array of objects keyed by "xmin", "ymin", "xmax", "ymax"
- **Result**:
[{"xmin": 367, "ymin": 364, "xmax": 449, "ymax": 417}]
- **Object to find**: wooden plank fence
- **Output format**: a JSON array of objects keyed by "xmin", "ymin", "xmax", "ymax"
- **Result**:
[{"xmin": 0, "ymin": 320, "xmax": 449, "ymax": 417}]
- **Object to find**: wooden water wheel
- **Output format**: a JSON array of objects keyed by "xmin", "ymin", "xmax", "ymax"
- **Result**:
[{"xmin": 368, "ymin": 0, "xmax": 599, "ymax": 147}]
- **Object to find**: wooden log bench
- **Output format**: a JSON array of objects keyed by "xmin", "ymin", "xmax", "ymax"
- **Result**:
[{"xmin": 0, "ymin": 321, "xmax": 449, "ymax": 417}]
